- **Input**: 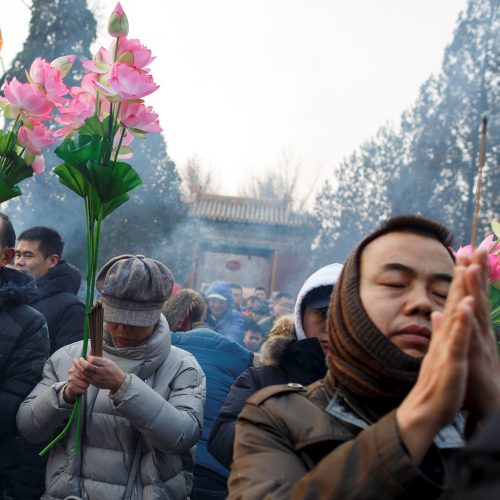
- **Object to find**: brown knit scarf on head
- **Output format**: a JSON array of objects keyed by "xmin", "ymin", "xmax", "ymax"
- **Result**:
[{"xmin": 326, "ymin": 238, "xmax": 422, "ymax": 422}]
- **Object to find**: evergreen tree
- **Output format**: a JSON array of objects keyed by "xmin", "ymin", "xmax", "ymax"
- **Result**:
[
  {"xmin": 392, "ymin": 0, "xmax": 499, "ymax": 243},
  {"xmin": 313, "ymin": 0, "xmax": 499, "ymax": 264},
  {"xmin": 313, "ymin": 126, "xmax": 402, "ymax": 267}
]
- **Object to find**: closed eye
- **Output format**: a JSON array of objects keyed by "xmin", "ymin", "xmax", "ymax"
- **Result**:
[{"xmin": 382, "ymin": 282, "xmax": 405, "ymax": 288}]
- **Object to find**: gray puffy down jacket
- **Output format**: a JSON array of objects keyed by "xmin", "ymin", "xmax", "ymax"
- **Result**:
[{"xmin": 17, "ymin": 317, "xmax": 206, "ymax": 500}]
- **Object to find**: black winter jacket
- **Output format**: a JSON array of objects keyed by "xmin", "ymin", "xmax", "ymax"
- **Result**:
[
  {"xmin": 208, "ymin": 335, "xmax": 326, "ymax": 468},
  {"xmin": 31, "ymin": 260, "xmax": 84, "ymax": 353},
  {"xmin": 0, "ymin": 267, "xmax": 49, "ymax": 499}
]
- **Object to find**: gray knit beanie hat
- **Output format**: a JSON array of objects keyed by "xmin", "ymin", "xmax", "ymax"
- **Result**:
[{"xmin": 96, "ymin": 254, "xmax": 174, "ymax": 327}]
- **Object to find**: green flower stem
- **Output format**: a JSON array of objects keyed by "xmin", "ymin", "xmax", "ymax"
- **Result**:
[
  {"xmin": 39, "ymin": 193, "xmax": 104, "ymax": 456},
  {"xmin": 114, "ymin": 37, "xmax": 120, "ymax": 62},
  {"xmin": 113, "ymin": 127, "xmax": 126, "ymax": 165},
  {"xmin": 106, "ymin": 105, "xmax": 115, "ymax": 163},
  {"xmin": 39, "ymin": 397, "xmax": 80, "ymax": 456}
]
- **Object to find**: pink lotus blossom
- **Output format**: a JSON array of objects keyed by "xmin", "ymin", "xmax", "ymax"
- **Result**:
[
  {"xmin": 82, "ymin": 47, "xmax": 112, "ymax": 75},
  {"xmin": 54, "ymin": 89, "xmax": 96, "ymax": 137},
  {"xmin": 456, "ymin": 234, "xmax": 500, "ymax": 284},
  {"xmin": 18, "ymin": 120, "xmax": 56, "ymax": 155},
  {"xmin": 77, "ymin": 72, "xmax": 111, "ymax": 119},
  {"xmin": 95, "ymin": 62, "xmax": 159, "ymax": 100},
  {"xmin": 51, "ymin": 55, "xmax": 76, "ymax": 77},
  {"xmin": 29, "ymin": 57, "xmax": 69, "ymax": 104},
  {"xmin": 108, "ymin": 2, "xmax": 129, "ymax": 38},
  {"xmin": 112, "ymin": 38, "xmax": 155, "ymax": 70},
  {"xmin": 31, "ymin": 154, "xmax": 45, "ymax": 174},
  {"xmin": 0, "ymin": 77, "xmax": 53, "ymax": 121},
  {"xmin": 119, "ymin": 101, "xmax": 162, "ymax": 133}
]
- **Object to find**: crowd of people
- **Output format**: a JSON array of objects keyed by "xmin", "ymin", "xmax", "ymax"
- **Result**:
[{"xmin": 0, "ymin": 211, "xmax": 499, "ymax": 500}]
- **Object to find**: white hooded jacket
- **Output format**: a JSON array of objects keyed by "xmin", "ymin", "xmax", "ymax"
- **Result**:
[{"xmin": 293, "ymin": 263, "xmax": 343, "ymax": 340}]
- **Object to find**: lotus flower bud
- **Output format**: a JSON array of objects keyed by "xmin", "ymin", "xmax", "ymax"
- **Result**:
[
  {"xmin": 108, "ymin": 2, "xmax": 129, "ymax": 38},
  {"xmin": 51, "ymin": 55, "xmax": 76, "ymax": 77}
]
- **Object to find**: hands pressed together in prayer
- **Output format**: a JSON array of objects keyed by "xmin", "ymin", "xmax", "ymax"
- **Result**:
[
  {"xmin": 397, "ymin": 248, "xmax": 500, "ymax": 463},
  {"xmin": 63, "ymin": 355, "xmax": 127, "ymax": 404}
]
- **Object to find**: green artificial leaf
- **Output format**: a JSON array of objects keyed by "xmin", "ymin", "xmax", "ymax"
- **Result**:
[
  {"xmin": 0, "ymin": 177, "xmax": 22, "ymax": 203},
  {"xmin": 87, "ymin": 161, "xmax": 142, "ymax": 203},
  {"xmin": 103, "ymin": 193, "xmax": 129, "ymax": 218},
  {"xmin": 3, "ymin": 157, "xmax": 34, "ymax": 185},
  {"xmin": 79, "ymin": 116, "xmax": 110, "ymax": 137},
  {"xmin": 53, "ymin": 163, "xmax": 88, "ymax": 198},
  {"xmin": 0, "ymin": 131, "xmax": 19, "ymax": 156},
  {"xmin": 55, "ymin": 136, "xmax": 103, "ymax": 168}
]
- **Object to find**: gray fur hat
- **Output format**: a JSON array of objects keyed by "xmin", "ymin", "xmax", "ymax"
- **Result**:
[{"xmin": 96, "ymin": 254, "xmax": 174, "ymax": 327}]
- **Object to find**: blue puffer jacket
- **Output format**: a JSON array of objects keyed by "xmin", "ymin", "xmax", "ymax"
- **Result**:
[
  {"xmin": 204, "ymin": 282, "xmax": 245, "ymax": 345},
  {"xmin": 171, "ymin": 328, "xmax": 252, "ymax": 479}
]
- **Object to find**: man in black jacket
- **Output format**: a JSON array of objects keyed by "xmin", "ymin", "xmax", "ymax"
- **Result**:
[
  {"xmin": 0, "ymin": 213, "xmax": 49, "ymax": 499},
  {"xmin": 15, "ymin": 226, "xmax": 84, "ymax": 353}
]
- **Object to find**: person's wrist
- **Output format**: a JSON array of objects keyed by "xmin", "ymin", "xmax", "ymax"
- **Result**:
[
  {"xmin": 110, "ymin": 372, "xmax": 127, "ymax": 393},
  {"xmin": 396, "ymin": 396, "xmax": 443, "ymax": 464},
  {"xmin": 63, "ymin": 385, "xmax": 76, "ymax": 404}
]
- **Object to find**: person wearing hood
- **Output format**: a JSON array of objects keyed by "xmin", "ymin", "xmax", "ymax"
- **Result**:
[
  {"xmin": 164, "ymin": 288, "xmax": 253, "ymax": 499},
  {"xmin": 0, "ymin": 213, "xmax": 49, "ymax": 500},
  {"xmin": 15, "ymin": 226, "xmax": 84, "ymax": 353},
  {"xmin": 204, "ymin": 281, "xmax": 245, "ymax": 345},
  {"xmin": 207, "ymin": 263, "xmax": 342, "ymax": 469},
  {"xmin": 18, "ymin": 254, "xmax": 206, "ymax": 500},
  {"xmin": 227, "ymin": 215, "xmax": 500, "ymax": 499}
]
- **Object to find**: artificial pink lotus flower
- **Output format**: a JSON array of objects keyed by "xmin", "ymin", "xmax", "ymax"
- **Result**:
[
  {"xmin": 95, "ymin": 62, "xmax": 159, "ymax": 100},
  {"xmin": 82, "ymin": 47, "xmax": 112, "ymax": 75},
  {"xmin": 119, "ymin": 101, "xmax": 162, "ymax": 133},
  {"xmin": 112, "ymin": 38, "xmax": 155, "ymax": 70},
  {"xmin": 51, "ymin": 55, "xmax": 76, "ymax": 77},
  {"xmin": 54, "ymin": 89, "xmax": 96, "ymax": 137},
  {"xmin": 18, "ymin": 120, "xmax": 56, "ymax": 155},
  {"xmin": 28, "ymin": 57, "xmax": 69, "ymax": 104},
  {"xmin": 0, "ymin": 77, "xmax": 53, "ymax": 121},
  {"xmin": 456, "ymin": 234, "xmax": 500, "ymax": 284},
  {"xmin": 31, "ymin": 154, "xmax": 45, "ymax": 174},
  {"xmin": 108, "ymin": 2, "xmax": 129, "ymax": 38}
]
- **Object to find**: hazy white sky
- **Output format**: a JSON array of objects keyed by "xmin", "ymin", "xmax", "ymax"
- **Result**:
[{"xmin": 1, "ymin": 0, "xmax": 467, "ymax": 196}]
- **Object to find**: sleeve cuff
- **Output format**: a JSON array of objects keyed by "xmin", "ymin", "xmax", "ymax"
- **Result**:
[
  {"xmin": 57, "ymin": 383, "xmax": 75, "ymax": 409},
  {"xmin": 109, "ymin": 374, "xmax": 132, "ymax": 404}
]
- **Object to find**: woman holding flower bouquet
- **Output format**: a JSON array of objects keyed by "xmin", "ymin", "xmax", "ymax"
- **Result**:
[{"xmin": 17, "ymin": 254, "xmax": 206, "ymax": 500}]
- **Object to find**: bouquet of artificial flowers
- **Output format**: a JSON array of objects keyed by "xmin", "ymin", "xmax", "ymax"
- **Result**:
[{"xmin": 0, "ymin": 55, "xmax": 74, "ymax": 202}]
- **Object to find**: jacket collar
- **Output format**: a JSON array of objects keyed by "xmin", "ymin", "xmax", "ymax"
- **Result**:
[
  {"xmin": 103, "ymin": 316, "xmax": 171, "ymax": 380},
  {"xmin": 325, "ymin": 392, "xmax": 465, "ymax": 449},
  {"xmin": 36, "ymin": 260, "xmax": 82, "ymax": 298}
]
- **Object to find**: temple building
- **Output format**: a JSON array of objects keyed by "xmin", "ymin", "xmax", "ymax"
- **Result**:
[{"xmin": 188, "ymin": 192, "xmax": 311, "ymax": 295}]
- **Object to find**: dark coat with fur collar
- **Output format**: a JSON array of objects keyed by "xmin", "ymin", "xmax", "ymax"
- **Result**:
[{"xmin": 208, "ymin": 334, "xmax": 326, "ymax": 469}]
